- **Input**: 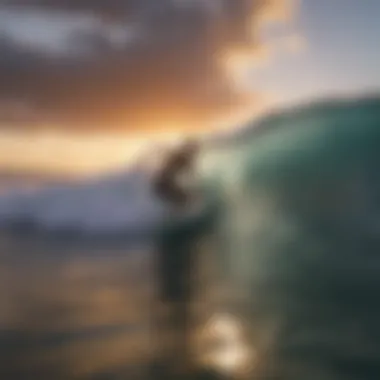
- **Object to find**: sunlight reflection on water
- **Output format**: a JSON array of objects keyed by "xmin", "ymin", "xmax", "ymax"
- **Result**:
[{"xmin": 198, "ymin": 312, "xmax": 257, "ymax": 377}]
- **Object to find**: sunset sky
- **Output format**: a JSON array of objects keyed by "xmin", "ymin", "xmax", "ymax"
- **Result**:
[
  {"xmin": 256, "ymin": 0, "xmax": 380, "ymax": 105},
  {"xmin": 0, "ymin": 0, "xmax": 379, "ymax": 175}
]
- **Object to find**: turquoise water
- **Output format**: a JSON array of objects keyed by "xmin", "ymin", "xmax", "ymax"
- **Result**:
[{"xmin": 196, "ymin": 95, "xmax": 380, "ymax": 379}]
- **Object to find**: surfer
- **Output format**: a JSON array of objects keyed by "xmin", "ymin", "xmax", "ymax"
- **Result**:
[{"xmin": 151, "ymin": 137, "xmax": 210, "ymax": 378}]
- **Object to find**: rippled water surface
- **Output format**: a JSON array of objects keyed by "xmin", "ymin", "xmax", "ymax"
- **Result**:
[{"xmin": 0, "ymin": 235, "xmax": 157, "ymax": 380}]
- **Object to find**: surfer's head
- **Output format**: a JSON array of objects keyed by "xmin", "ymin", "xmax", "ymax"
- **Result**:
[{"xmin": 179, "ymin": 137, "xmax": 200, "ymax": 159}]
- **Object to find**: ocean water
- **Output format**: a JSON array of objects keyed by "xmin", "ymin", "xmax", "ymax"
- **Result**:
[
  {"xmin": 1, "ymin": 95, "xmax": 380, "ymax": 379},
  {"xmin": 202, "ymin": 95, "xmax": 380, "ymax": 379},
  {"xmin": 0, "ymin": 235, "xmax": 156, "ymax": 379}
]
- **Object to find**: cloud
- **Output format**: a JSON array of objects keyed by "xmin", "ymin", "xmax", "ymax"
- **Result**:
[
  {"xmin": 0, "ymin": 0, "xmax": 296, "ymax": 132},
  {"xmin": 0, "ymin": 0, "xmax": 137, "ymax": 20},
  {"xmin": 279, "ymin": 33, "xmax": 306, "ymax": 53}
]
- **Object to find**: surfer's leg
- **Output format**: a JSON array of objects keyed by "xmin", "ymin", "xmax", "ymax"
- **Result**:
[{"xmin": 152, "ymin": 232, "xmax": 206, "ymax": 377}]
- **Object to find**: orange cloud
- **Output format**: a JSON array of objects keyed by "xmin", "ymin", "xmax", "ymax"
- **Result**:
[{"xmin": 0, "ymin": 0, "xmax": 298, "ymax": 133}]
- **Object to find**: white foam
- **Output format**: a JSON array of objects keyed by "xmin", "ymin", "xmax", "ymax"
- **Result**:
[{"xmin": 0, "ymin": 169, "xmax": 168, "ymax": 234}]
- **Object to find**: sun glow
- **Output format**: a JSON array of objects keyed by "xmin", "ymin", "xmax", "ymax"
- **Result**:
[
  {"xmin": 0, "ymin": 129, "xmax": 153, "ymax": 176},
  {"xmin": 0, "ymin": 125, "xmax": 220, "ymax": 176}
]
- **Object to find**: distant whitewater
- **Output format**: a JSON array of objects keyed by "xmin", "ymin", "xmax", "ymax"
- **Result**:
[
  {"xmin": 0, "ymin": 169, "xmax": 167, "ymax": 235},
  {"xmin": 0, "ymin": 95, "xmax": 379, "ymax": 237}
]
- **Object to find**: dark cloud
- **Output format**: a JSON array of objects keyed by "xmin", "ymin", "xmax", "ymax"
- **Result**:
[
  {"xmin": 0, "ymin": 1, "xmax": 293, "ymax": 132},
  {"xmin": 0, "ymin": 0, "xmax": 137, "ymax": 20}
]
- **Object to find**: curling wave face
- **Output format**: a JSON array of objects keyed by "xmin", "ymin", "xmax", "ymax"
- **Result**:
[{"xmin": 198, "ymin": 95, "xmax": 380, "ymax": 379}]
